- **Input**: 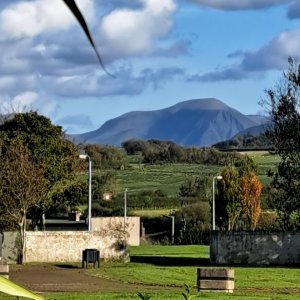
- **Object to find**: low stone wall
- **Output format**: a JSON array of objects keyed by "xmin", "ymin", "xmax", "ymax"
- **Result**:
[
  {"xmin": 25, "ymin": 231, "xmax": 128, "ymax": 263},
  {"xmin": 91, "ymin": 216, "xmax": 140, "ymax": 246},
  {"xmin": 1, "ymin": 232, "xmax": 18, "ymax": 263},
  {"xmin": 1, "ymin": 217, "xmax": 140, "ymax": 263},
  {"xmin": 210, "ymin": 231, "xmax": 300, "ymax": 265}
]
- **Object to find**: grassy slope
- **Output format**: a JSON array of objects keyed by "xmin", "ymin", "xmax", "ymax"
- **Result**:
[
  {"xmin": 114, "ymin": 163, "xmax": 220, "ymax": 196},
  {"xmin": 116, "ymin": 152, "xmax": 278, "ymax": 196}
]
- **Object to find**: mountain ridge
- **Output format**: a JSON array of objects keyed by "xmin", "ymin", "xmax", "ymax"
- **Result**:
[{"xmin": 71, "ymin": 98, "xmax": 266, "ymax": 147}]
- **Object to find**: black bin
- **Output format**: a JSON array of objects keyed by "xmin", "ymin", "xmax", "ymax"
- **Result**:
[{"xmin": 82, "ymin": 248, "xmax": 100, "ymax": 268}]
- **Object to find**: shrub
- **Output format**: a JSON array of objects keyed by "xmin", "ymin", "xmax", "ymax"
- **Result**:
[
  {"xmin": 175, "ymin": 202, "xmax": 210, "ymax": 245},
  {"xmin": 256, "ymin": 211, "xmax": 280, "ymax": 231}
]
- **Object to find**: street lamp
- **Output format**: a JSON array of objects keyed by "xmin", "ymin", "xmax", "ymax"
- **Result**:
[
  {"xmin": 212, "ymin": 175, "xmax": 223, "ymax": 231},
  {"xmin": 124, "ymin": 188, "xmax": 127, "ymax": 231},
  {"xmin": 164, "ymin": 215, "xmax": 175, "ymax": 244},
  {"xmin": 79, "ymin": 154, "xmax": 92, "ymax": 231}
]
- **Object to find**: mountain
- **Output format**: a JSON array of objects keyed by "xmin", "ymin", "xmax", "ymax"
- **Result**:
[{"xmin": 71, "ymin": 98, "xmax": 265, "ymax": 147}]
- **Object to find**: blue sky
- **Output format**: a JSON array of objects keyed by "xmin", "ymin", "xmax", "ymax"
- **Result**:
[{"xmin": 0, "ymin": 0, "xmax": 300, "ymax": 133}]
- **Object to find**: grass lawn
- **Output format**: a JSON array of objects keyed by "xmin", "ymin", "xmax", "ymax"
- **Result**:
[
  {"xmin": 0, "ymin": 245, "xmax": 299, "ymax": 300},
  {"xmin": 53, "ymin": 245, "xmax": 299, "ymax": 299},
  {"xmin": 91, "ymin": 245, "xmax": 299, "ymax": 298}
]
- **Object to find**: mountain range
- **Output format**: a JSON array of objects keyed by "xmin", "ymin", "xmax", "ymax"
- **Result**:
[{"xmin": 71, "ymin": 98, "xmax": 268, "ymax": 147}]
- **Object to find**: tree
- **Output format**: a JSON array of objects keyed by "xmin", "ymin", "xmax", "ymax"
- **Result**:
[
  {"xmin": 264, "ymin": 57, "xmax": 300, "ymax": 230},
  {"xmin": 92, "ymin": 172, "xmax": 118, "ymax": 202},
  {"xmin": 0, "ymin": 112, "xmax": 80, "ymax": 229},
  {"xmin": 83, "ymin": 144, "xmax": 128, "ymax": 170},
  {"xmin": 215, "ymin": 158, "xmax": 262, "ymax": 231},
  {"xmin": 0, "ymin": 136, "xmax": 48, "ymax": 263},
  {"xmin": 179, "ymin": 176, "xmax": 210, "ymax": 200},
  {"xmin": 217, "ymin": 165, "xmax": 242, "ymax": 230},
  {"xmin": 240, "ymin": 171, "xmax": 263, "ymax": 230}
]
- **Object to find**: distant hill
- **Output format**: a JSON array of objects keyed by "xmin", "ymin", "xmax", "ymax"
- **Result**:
[
  {"xmin": 213, "ymin": 122, "xmax": 273, "ymax": 150},
  {"xmin": 71, "ymin": 98, "xmax": 267, "ymax": 147}
]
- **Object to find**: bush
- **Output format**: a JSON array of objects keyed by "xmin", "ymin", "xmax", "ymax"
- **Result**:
[
  {"xmin": 256, "ymin": 211, "xmax": 280, "ymax": 231},
  {"xmin": 175, "ymin": 202, "xmax": 210, "ymax": 245}
]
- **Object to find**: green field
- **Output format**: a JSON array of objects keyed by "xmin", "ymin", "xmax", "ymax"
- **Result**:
[
  {"xmin": 115, "ymin": 151, "xmax": 279, "ymax": 196},
  {"xmin": 114, "ymin": 163, "xmax": 220, "ymax": 196}
]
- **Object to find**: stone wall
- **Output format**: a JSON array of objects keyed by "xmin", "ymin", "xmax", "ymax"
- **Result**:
[
  {"xmin": 210, "ymin": 231, "xmax": 300, "ymax": 265},
  {"xmin": 1, "ymin": 232, "xmax": 18, "ymax": 262},
  {"xmin": 1, "ymin": 217, "xmax": 140, "ymax": 263},
  {"xmin": 91, "ymin": 217, "xmax": 140, "ymax": 246},
  {"xmin": 25, "ymin": 231, "xmax": 128, "ymax": 263}
]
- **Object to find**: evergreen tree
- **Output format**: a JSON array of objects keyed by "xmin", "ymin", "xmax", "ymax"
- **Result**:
[{"xmin": 264, "ymin": 57, "xmax": 300, "ymax": 230}]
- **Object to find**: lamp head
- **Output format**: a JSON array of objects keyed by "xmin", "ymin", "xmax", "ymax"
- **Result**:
[
  {"xmin": 79, "ymin": 154, "xmax": 88, "ymax": 159},
  {"xmin": 216, "ymin": 176, "xmax": 223, "ymax": 180}
]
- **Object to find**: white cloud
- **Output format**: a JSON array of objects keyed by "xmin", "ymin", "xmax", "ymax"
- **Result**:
[
  {"xmin": 99, "ymin": 0, "xmax": 176, "ymax": 59},
  {"xmin": 0, "ymin": 91, "xmax": 38, "ymax": 113},
  {"xmin": 0, "ymin": 0, "xmax": 94, "ymax": 39},
  {"xmin": 0, "ymin": 91, "xmax": 57, "ymax": 117},
  {"xmin": 189, "ymin": 0, "xmax": 290, "ymax": 10},
  {"xmin": 188, "ymin": 26, "xmax": 300, "ymax": 82},
  {"xmin": 241, "ymin": 27, "xmax": 300, "ymax": 71}
]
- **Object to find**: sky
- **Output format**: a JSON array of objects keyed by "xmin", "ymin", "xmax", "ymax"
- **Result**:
[{"xmin": 0, "ymin": 0, "xmax": 300, "ymax": 134}]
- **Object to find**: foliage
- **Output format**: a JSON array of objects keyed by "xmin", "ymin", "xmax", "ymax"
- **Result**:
[
  {"xmin": 122, "ymin": 139, "xmax": 244, "ymax": 165},
  {"xmin": 263, "ymin": 57, "xmax": 300, "ymax": 230},
  {"xmin": 256, "ymin": 211, "xmax": 280, "ymax": 231},
  {"xmin": 92, "ymin": 172, "xmax": 119, "ymax": 201},
  {"xmin": 178, "ymin": 176, "xmax": 210, "ymax": 200},
  {"xmin": 216, "ymin": 160, "xmax": 263, "ymax": 230},
  {"xmin": 213, "ymin": 131, "xmax": 272, "ymax": 150},
  {"xmin": 240, "ymin": 171, "xmax": 263, "ymax": 230},
  {"xmin": 0, "ymin": 136, "xmax": 48, "ymax": 262},
  {"xmin": 0, "ymin": 112, "xmax": 80, "ymax": 250},
  {"xmin": 0, "ymin": 112, "xmax": 79, "ymax": 187},
  {"xmin": 47, "ymin": 178, "xmax": 86, "ymax": 216},
  {"xmin": 181, "ymin": 283, "xmax": 195, "ymax": 300},
  {"xmin": 137, "ymin": 292, "xmax": 152, "ymax": 300},
  {"xmin": 175, "ymin": 202, "xmax": 210, "ymax": 245},
  {"xmin": 83, "ymin": 144, "xmax": 128, "ymax": 170},
  {"xmin": 217, "ymin": 165, "xmax": 242, "ymax": 230}
]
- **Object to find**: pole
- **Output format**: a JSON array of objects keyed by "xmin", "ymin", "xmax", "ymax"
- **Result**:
[
  {"xmin": 124, "ymin": 188, "xmax": 127, "ymax": 231},
  {"xmin": 88, "ymin": 157, "xmax": 92, "ymax": 231},
  {"xmin": 212, "ymin": 175, "xmax": 222, "ymax": 231},
  {"xmin": 171, "ymin": 216, "xmax": 175, "ymax": 244},
  {"xmin": 212, "ymin": 177, "xmax": 216, "ymax": 231}
]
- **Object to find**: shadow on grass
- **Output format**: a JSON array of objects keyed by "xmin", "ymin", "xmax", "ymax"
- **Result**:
[{"xmin": 130, "ymin": 255, "xmax": 210, "ymax": 266}]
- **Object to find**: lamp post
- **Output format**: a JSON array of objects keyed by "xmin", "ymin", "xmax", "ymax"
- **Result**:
[
  {"xmin": 79, "ymin": 154, "xmax": 92, "ymax": 231},
  {"xmin": 124, "ymin": 188, "xmax": 127, "ymax": 231},
  {"xmin": 164, "ymin": 215, "xmax": 175, "ymax": 244},
  {"xmin": 212, "ymin": 175, "xmax": 223, "ymax": 231}
]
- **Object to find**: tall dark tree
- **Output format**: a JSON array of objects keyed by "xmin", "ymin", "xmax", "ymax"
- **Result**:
[{"xmin": 264, "ymin": 57, "xmax": 300, "ymax": 230}]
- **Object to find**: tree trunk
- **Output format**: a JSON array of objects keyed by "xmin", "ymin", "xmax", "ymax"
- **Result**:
[
  {"xmin": 18, "ymin": 214, "xmax": 27, "ymax": 264},
  {"xmin": 42, "ymin": 212, "xmax": 46, "ymax": 231}
]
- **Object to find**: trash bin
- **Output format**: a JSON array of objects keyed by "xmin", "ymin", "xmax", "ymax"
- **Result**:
[{"xmin": 82, "ymin": 249, "xmax": 100, "ymax": 268}]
